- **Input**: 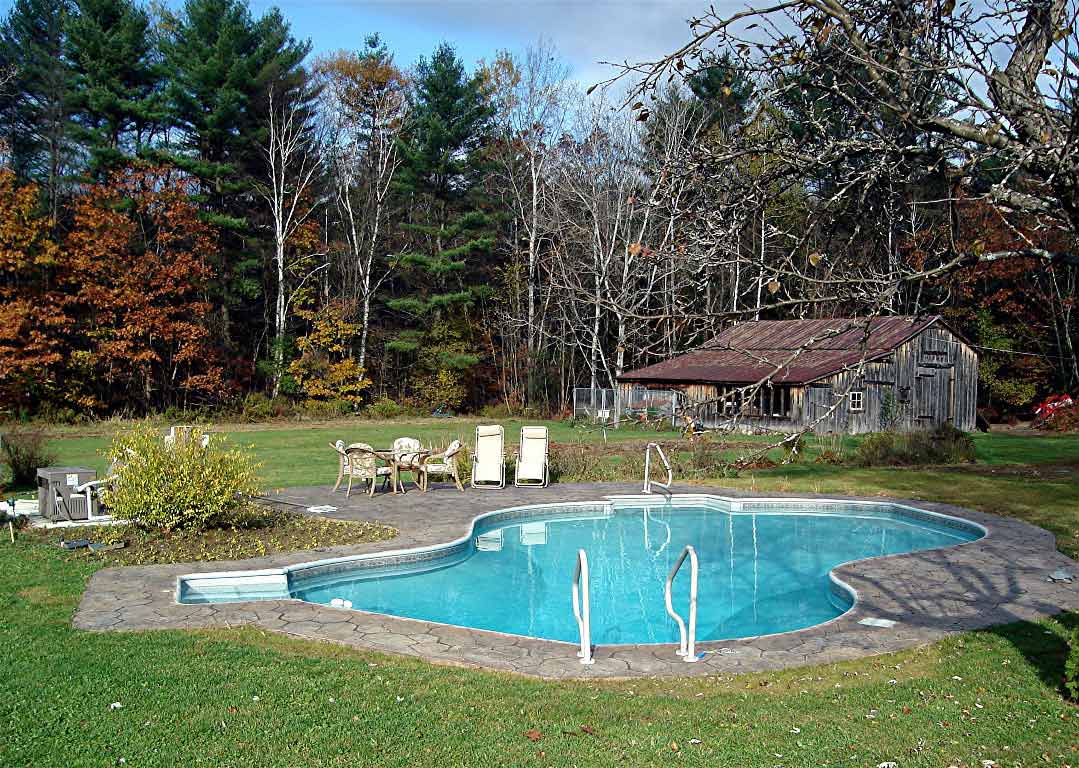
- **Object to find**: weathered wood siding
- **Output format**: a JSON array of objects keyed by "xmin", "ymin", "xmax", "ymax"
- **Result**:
[
  {"xmin": 619, "ymin": 323, "xmax": 978, "ymax": 434},
  {"xmin": 794, "ymin": 326, "xmax": 977, "ymax": 434}
]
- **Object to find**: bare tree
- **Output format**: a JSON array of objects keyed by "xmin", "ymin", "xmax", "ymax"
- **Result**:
[
  {"xmin": 257, "ymin": 88, "xmax": 325, "ymax": 398},
  {"xmin": 316, "ymin": 41, "xmax": 409, "ymax": 373}
]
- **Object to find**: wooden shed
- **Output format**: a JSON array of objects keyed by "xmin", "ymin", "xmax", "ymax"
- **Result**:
[{"xmin": 617, "ymin": 316, "xmax": 978, "ymax": 434}]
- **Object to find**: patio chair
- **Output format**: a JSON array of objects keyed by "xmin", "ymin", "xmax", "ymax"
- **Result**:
[
  {"xmin": 165, "ymin": 426, "xmax": 210, "ymax": 449},
  {"xmin": 471, "ymin": 425, "xmax": 505, "ymax": 489},
  {"xmin": 343, "ymin": 442, "xmax": 393, "ymax": 498},
  {"xmin": 330, "ymin": 441, "xmax": 391, "ymax": 497},
  {"xmin": 392, "ymin": 437, "xmax": 425, "ymax": 493},
  {"xmin": 514, "ymin": 426, "xmax": 549, "ymax": 488},
  {"xmin": 418, "ymin": 440, "xmax": 464, "ymax": 492}
]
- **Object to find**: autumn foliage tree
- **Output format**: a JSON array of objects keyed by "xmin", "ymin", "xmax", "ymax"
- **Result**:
[
  {"xmin": 0, "ymin": 169, "xmax": 68, "ymax": 412},
  {"xmin": 64, "ymin": 166, "xmax": 225, "ymax": 411}
]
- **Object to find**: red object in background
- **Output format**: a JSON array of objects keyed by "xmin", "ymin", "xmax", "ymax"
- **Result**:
[{"xmin": 1032, "ymin": 394, "xmax": 1074, "ymax": 424}]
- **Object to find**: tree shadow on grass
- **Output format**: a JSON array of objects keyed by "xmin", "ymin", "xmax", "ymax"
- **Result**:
[{"xmin": 984, "ymin": 613, "xmax": 1078, "ymax": 700}]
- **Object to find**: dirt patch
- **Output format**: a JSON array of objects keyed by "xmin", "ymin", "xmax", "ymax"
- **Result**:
[
  {"xmin": 26, "ymin": 509, "xmax": 397, "ymax": 567},
  {"xmin": 17, "ymin": 586, "xmax": 66, "ymax": 606}
]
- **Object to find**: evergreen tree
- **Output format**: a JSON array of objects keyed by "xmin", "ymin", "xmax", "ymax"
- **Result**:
[
  {"xmin": 161, "ymin": 0, "xmax": 311, "ymax": 358},
  {"xmin": 65, "ymin": 0, "xmax": 163, "ymax": 180},
  {"xmin": 387, "ymin": 43, "xmax": 496, "ymax": 406},
  {"xmin": 0, "ymin": 0, "xmax": 76, "ymax": 218},
  {"xmin": 686, "ymin": 52, "xmax": 754, "ymax": 133}
]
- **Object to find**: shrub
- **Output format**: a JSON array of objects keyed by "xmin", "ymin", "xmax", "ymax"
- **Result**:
[
  {"xmin": 854, "ymin": 424, "xmax": 976, "ymax": 467},
  {"xmin": 479, "ymin": 402, "xmax": 513, "ymax": 419},
  {"xmin": 364, "ymin": 397, "xmax": 405, "ymax": 420},
  {"xmin": 1066, "ymin": 627, "xmax": 1079, "ymax": 701},
  {"xmin": 239, "ymin": 393, "xmax": 294, "ymax": 422},
  {"xmin": 299, "ymin": 398, "xmax": 354, "ymax": 420},
  {"xmin": 0, "ymin": 428, "xmax": 56, "ymax": 487},
  {"xmin": 103, "ymin": 424, "xmax": 262, "ymax": 531}
]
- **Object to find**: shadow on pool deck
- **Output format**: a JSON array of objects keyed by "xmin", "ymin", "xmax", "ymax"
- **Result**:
[{"xmin": 73, "ymin": 482, "xmax": 1079, "ymax": 679}]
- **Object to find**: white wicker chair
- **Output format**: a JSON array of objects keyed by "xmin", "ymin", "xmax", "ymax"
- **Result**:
[
  {"xmin": 392, "ymin": 437, "xmax": 424, "ymax": 492},
  {"xmin": 330, "ymin": 441, "xmax": 392, "ymax": 497},
  {"xmin": 418, "ymin": 440, "xmax": 464, "ymax": 492}
]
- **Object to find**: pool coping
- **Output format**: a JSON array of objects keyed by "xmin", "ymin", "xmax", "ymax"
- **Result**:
[{"xmin": 73, "ymin": 483, "xmax": 1079, "ymax": 679}]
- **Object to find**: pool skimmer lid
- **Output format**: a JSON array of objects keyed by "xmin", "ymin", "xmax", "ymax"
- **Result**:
[{"xmin": 858, "ymin": 617, "xmax": 898, "ymax": 628}]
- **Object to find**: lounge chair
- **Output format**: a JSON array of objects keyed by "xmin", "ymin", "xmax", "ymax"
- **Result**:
[
  {"xmin": 514, "ymin": 426, "xmax": 549, "ymax": 487},
  {"xmin": 418, "ymin": 440, "xmax": 464, "ymax": 492},
  {"xmin": 471, "ymin": 425, "xmax": 505, "ymax": 489}
]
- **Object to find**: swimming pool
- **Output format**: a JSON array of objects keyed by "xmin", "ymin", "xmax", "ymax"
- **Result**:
[{"xmin": 178, "ymin": 496, "xmax": 983, "ymax": 645}]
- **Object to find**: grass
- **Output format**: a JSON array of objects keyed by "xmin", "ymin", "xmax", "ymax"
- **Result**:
[
  {"xmin": 3, "ymin": 418, "xmax": 1078, "ymax": 765},
  {"xmin": 1, "ymin": 535, "xmax": 1077, "ymax": 767}
]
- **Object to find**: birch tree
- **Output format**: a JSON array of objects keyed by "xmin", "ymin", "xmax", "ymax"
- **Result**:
[
  {"xmin": 258, "ymin": 88, "xmax": 324, "ymax": 398},
  {"xmin": 316, "ymin": 37, "xmax": 408, "ymax": 373}
]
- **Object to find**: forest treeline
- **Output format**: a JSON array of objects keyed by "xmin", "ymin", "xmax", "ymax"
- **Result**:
[{"xmin": 0, "ymin": 0, "xmax": 1075, "ymax": 421}]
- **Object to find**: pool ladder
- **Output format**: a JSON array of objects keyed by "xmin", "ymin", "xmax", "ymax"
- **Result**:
[
  {"xmin": 571, "ymin": 549, "xmax": 594, "ymax": 665},
  {"xmin": 643, "ymin": 442, "xmax": 672, "ymax": 494},
  {"xmin": 571, "ymin": 544, "xmax": 700, "ymax": 667},
  {"xmin": 665, "ymin": 545, "xmax": 700, "ymax": 662}
]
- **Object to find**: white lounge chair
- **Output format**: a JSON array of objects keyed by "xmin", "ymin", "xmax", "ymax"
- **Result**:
[
  {"xmin": 514, "ymin": 426, "xmax": 549, "ymax": 487},
  {"xmin": 471, "ymin": 425, "xmax": 505, "ymax": 489}
]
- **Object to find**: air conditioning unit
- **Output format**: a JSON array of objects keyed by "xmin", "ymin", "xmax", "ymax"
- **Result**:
[{"xmin": 36, "ymin": 467, "xmax": 97, "ymax": 522}]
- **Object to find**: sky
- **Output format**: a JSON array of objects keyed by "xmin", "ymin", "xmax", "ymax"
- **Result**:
[
  {"xmin": 0, "ymin": 0, "xmax": 718, "ymax": 90},
  {"xmin": 246, "ymin": 0, "xmax": 709, "ymax": 88}
]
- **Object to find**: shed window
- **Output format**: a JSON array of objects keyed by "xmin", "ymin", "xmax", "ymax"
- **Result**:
[
  {"xmin": 748, "ymin": 385, "xmax": 792, "ymax": 419},
  {"xmin": 849, "ymin": 390, "xmax": 865, "ymax": 413}
]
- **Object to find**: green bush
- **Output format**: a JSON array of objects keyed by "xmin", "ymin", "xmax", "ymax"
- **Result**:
[
  {"xmin": 239, "ymin": 393, "xmax": 295, "ymax": 422},
  {"xmin": 1, "ymin": 428, "xmax": 56, "ymax": 488},
  {"xmin": 299, "ymin": 398, "xmax": 355, "ymax": 420},
  {"xmin": 479, "ymin": 402, "xmax": 513, "ymax": 419},
  {"xmin": 364, "ymin": 397, "xmax": 405, "ymax": 420},
  {"xmin": 1066, "ymin": 627, "xmax": 1079, "ymax": 701},
  {"xmin": 854, "ymin": 424, "xmax": 976, "ymax": 467},
  {"xmin": 103, "ymin": 425, "xmax": 262, "ymax": 531}
]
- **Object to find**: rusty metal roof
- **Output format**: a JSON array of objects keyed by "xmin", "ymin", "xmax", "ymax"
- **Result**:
[{"xmin": 618, "ymin": 316, "xmax": 941, "ymax": 385}]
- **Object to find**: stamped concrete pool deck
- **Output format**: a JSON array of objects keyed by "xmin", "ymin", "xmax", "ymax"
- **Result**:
[{"xmin": 74, "ymin": 482, "xmax": 1079, "ymax": 679}]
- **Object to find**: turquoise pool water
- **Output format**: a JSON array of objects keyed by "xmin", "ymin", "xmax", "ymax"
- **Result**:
[{"xmin": 285, "ymin": 500, "xmax": 981, "ymax": 644}]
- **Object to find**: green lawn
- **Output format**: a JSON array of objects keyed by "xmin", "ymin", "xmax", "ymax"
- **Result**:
[
  {"xmin": 4, "ymin": 419, "xmax": 1078, "ymax": 765},
  {"xmin": 1, "ymin": 537, "xmax": 1076, "ymax": 767},
  {"xmin": 28, "ymin": 417, "xmax": 1079, "ymax": 489}
]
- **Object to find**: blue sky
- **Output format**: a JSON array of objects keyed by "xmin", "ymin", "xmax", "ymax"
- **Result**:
[
  {"xmin": 0, "ymin": 0, "xmax": 713, "ymax": 89},
  {"xmin": 246, "ymin": 1, "xmax": 707, "ymax": 87}
]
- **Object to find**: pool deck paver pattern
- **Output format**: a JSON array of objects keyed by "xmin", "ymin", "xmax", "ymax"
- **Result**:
[{"xmin": 75, "ymin": 482, "xmax": 1079, "ymax": 679}]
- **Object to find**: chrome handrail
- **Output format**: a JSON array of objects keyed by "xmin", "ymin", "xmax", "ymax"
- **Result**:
[
  {"xmin": 664, "ymin": 544, "xmax": 700, "ymax": 662},
  {"xmin": 571, "ymin": 549, "xmax": 594, "ymax": 665},
  {"xmin": 643, "ymin": 442, "xmax": 672, "ymax": 493}
]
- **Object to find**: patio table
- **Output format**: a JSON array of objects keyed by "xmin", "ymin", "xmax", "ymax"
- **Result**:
[{"xmin": 369, "ymin": 448, "xmax": 431, "ymax": 494}]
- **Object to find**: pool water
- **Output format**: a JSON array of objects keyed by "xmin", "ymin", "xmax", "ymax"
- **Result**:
[{"xmin": 290, "ymin": 501, "xmax": 980, "ymax": 644}]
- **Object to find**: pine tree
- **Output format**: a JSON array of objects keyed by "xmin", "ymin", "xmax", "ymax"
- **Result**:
[
  {"xmin": 387, "ymin": 43, "xmax": 496, "ymax": 406},
  {"xmin": 161, "ymin": 0, "xmax": 311, "ymax": 360},
  {"xmin": 65, "ymin": 0, "xmax": 163, "ymax": 180},
  {"xmin": 0, "ymin": 0, "xmax": 76, "ymax": 218}
]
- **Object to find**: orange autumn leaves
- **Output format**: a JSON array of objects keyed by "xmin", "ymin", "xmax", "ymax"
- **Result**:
[{"xmin": 0, "ymin": 166, "xmax": 225, "ymax": 414}]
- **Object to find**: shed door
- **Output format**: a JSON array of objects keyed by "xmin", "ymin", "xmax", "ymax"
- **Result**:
[
  {"xmin": 806, "ymin": 384, "xmax": 836, "ymax": 430},
  {"xmin": 915, "ymin": 367, "xmax": 957, "ymax": 425},
  {"xmin": 914, "ymin": 369, "xmax": 943, "ymax": 424}
]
